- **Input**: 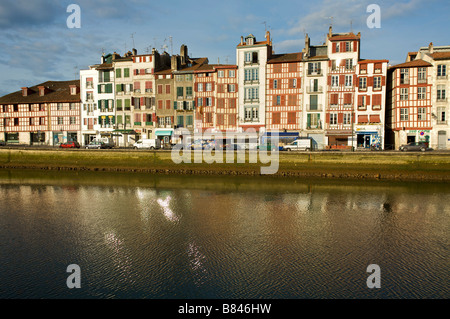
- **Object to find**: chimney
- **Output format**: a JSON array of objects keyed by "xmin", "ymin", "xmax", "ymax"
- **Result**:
[
  {"xmin": 38, "ymin": 86, "xmax": 46, "ymax": 96},
  {"xmin": 171, "ymin": 55, "xmax": 179, "ymax": 71},
  {"xmin": 304, "ymin": 34, "xmax": 310, "ymax": 57},
  {"xmin": 101, "ymin": 54, "xmax": 105, "ymax": 64},
  {"xmin": 328, "ymin": 26, "xmax": 332, "ymax": 38},
  {"xmin": 180, "ymin": 45, "xmax": 188, "ymax": 65},
  {"xmin": 240, "ymin": 36, "xmax": 244, "ymax": 45},
  {"xmin": 21, "ymin": 87, "xmax": 29, "ymax": 97},
  {"xmin": 132, "ymin": 48, "xmax": 137, "ymax": 56},
  {"xmin": 429, "ymin": 42, "xmax": 434, "ymax": 54}
]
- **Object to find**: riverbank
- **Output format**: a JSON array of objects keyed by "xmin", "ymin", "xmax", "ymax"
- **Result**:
[{"xmin": 0, "ymin": 148, "xmax": 449, "ymax": 182}]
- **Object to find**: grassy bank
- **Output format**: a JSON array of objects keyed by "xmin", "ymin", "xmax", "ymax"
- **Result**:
[{"xmin": 0, "ymin": 149, "xmax": 449, "ymax": 182}]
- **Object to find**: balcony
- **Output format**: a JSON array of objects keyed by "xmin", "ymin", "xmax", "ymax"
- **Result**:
[
  {"xmin": 437, "ymin": 120, "xmax": 447, "ymax": 125},
  {"xmin": 306, "ymin": 86, "xmax": 323, "ymax": 93},
  {"xmin": 244, "ymin": 79, "xmax": 259, "ymax": 85},
  {"xmin": 418, "ymin": 78, "xmax": 427, "ymax": 84},
  {"xmin": 358, "ymin": 105, "xmax": 367, "ymax": 111},
  {"xmin": 306, "ymin": 121, "xmax": 322, "ymax": 130},
  {"xmin": 145, "ymin": 122, "xmax": 154, "ymax": 126},
  {"xmin": 307, "ymin": 69, "xmax": 323, "ymax": 76},
  {"xmin": 306, "ymin": 104, "xmax": 323, "ymax": 111},
  {"xmin": 437, "ymin": 75, "xmax": 448, "ymax": 80},
  {"xmin": 437, "ymin": 97, "xmax": 448, "ymax": 103},
  {"xmin": 244, "ymin": 98, "xmax": 259, "ymax": 103}
]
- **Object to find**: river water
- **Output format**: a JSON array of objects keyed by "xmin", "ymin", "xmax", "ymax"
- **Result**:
[{"xmin": 0, "ymin": 170, "xmax": 448, "ymax": 299}]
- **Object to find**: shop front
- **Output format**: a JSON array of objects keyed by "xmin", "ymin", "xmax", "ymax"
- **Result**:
[
  {"xmin": 355, "ymin": 125, "xmax": 383, "ymax": 149},
  {"xmin": 155, "ymin": 129, "xmax": 174, "ymax": 148}
]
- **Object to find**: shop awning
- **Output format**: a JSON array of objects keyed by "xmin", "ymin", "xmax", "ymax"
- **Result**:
[
  {"xmin": 113, "ymin": 129, "xmax": 137, "ymax": 134},
  {"xmin": 155, "ymin": 130, "xmax": 173, "ymax": 136},
  {"xmin": 358, "ymin": 115, "xmax": 369, "ymax": 123},
  {"xmin": 370, "ymin": 115, "xmax": 381, "ymax": 123}
]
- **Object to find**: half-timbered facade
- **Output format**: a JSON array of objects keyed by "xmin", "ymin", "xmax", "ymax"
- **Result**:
[{"xmin": 0, "ymin": 80, "xmax": 81, "ymax": 145}]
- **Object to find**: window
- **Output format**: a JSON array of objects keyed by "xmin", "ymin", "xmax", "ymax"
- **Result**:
[
  {"xmin": 287, "ymin": 112, "xmax": 296, "ymax": 124},
  {"xmin": 418, "ymin": 67, "xmax": 426, "ymax": 82},
  {"xmin": 206, "ymin": 97, "xmax": 212, "ymax": 106},
  {"xmin": 124, "ymin": 68, "xmax": 130, "ymax": 78},
  {"xmin": 186, "ymin": 87, "xmax": 193, "ymax": 97},
  {"xmin": 272, "ymin": 112, "xmax": 281, "ymax": 124},
  {"xmin": 273, "ymin": 79, "xmax": 278, "ymax": 89},
  {"xmin": 400, "ymin": 88, "xmax": 409, "ymax": 100},
  {"xmin": 329, "ymin": 113, "xmax": 338, "ymax": 125},
  {"xmin": 218, "ymin": 70, "xmax": 225, "ymax": 78},
  {"xmin": 245, "ymin": 87, "xmax": 258, "ymax": 100},
  {"xmin": 245, "ymin": 107, "xmax": 258, "ymax": 121},
  {"xmin": 70, "ymin": 117, "xmax": 76, "ymax": 125},
  {"xmin": 176, "ymin": 75, "xmax": 183, "ymax": 82},
  {"xmin": 166, "ymin": 85, "xmax": 171, "ymax": 94},
  {"xmin": 418, "ymin": 87, "xmax": 426, "ymax": 100},
  {"xmin": 86, "ymin": 78, "xmax": 93, "ymax": 89},
  {"xmin": 69, "ymin": 103, "xmax": 77, "ymax": 110},
  {"xmin": 400, "ymin": 108, "xmax": 408, "ymax": 121},
  {"xmin": 345, "ymin": 75, "xmax": 352, "ymax": 87},
  {"xmin": 197, "ymin": 98, "xmax": 203, "ymax": 107},
  {"xmin": 418, "ymin": 107, "xmax": 426, "ymax": 121},
  {"xmin": 359, "ymin": 77, "xmax": 367, "ymax": 90},
  {"xmin": 165, "ymin": 116, "xmax": 172, "ymax": 125},
  {"xmin": 186, "ymin": 115, "xmax": 193, "ymax": 126},
  {"xmin": 177, "ymin": 115, "xmax": 184, "ymax": 126},
  {"xmin": 438, "ymin": 107, "xmax": 446, "ymax": 123},
  {"xmin": 206, "ymin": 83, "xmax": 212, "ymax": 91},
  {"xmin": 308, "ymin": 62, "xmax": 320, "ymax": 75},
  {"xmin": 343, "ymin": 113, "xmax": 352, "ymax": 125},
  {"xmin": 437, "ymin": 85, "xmax": 446, "ymax": 100},
  {"xmin": 276, "ymin": 95, "xmax": 281, "ymax": 106},
  {"xmin": 332, "ymin": 60, "xmax": 337, "ymax": 71},
  {"xmin": 400, "ymin": 68, "xmax": 409, "ymax": 84},
  {"xmin": 373, "ymin": 77, "xmax": 381, "ymax": 90},
  {"xmin": 116, "ymin": 99, "xmax": 122, "ymax": 111},
  {"xmin": 57, "ymin": 117, "xmax": 64, "ymax": 125},
  {"xmin": 116, "ymin": 69, "xmax": 121, "ymax": 78},
  {"xmin": 197, "ymin": 83, "xmax": 203, "ymax": 92},
  {"xmin": 228, "ymin": 70, "xmax": 235, "ymax": 78},
  {"xmin": 57, "ymin": 103, "xmax": 63, "ymax": 110},
  {"xmin": 244, "ymin": 68, "xmax": 259, "ymax": 81},
  {"xmin": 125, "ymin": 99, "xmax": 131, "ymax": 110},
  {"xmin": 437, "ymin": 65, "xmax": 446, "ymax": 77},
  {"xmin": 228, "ymin": 84, "xmax": 236, "ymax": 92},
  {"xmin": 245, "ymin": 52, "xmax": 258, "ymax": 63},
  {"xmin": 345, "ymin": 59, "xmax": 353, "ymax": 70},
  {"xmin": 289, "ymin": 78, "xmax": 297, "ymax": 88},
  {"xmin": 335, "ymin": 42, "xmax": 340, "ymax": 52},
  {"xmin": 345, "ymin": 41, "xmax": 352, "ymax": 52},
  {"xmin": 177, "ymin": 87, "xmax": 184, "ymax": 98},
  {"xmin": 331, "ymin": 76, "xmax": 339, "ymax": 88}
]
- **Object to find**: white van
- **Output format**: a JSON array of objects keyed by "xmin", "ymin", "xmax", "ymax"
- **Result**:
[
  {"xmin": 133, "ymin": 138, "xmax": 161, "ymax": 150},
  {"xmin": 283, "ymin": 138, "xmax": 312, "ymax": 151}
]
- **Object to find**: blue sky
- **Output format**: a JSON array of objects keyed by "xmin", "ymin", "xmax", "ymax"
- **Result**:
[{"xmin": 0, "ymin": 0, "xmax": 448, "ymax": 97}]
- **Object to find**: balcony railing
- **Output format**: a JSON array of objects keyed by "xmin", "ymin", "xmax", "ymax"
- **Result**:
[
  {"xmin": 307, "ymin": 69, "xmax": 323, "ymax": 76},
  {"xmin": 306, "ymin": 86, "xmax": 323, "ymax": 93},
  {"xmin": 437, "ymin": 120, "xmax": 447, "ymax": 125},
  {"xmin": 437, "ymin": 97, "xmax": 448, "ymax": 102},
  {"xmin": 418, "ymin": 78, "xmax": 427, "ymax": 84},
  {"xmin": 306, "ymin": 104, "xmax": 323, "ymax": 111},
  {"xmin": 437, "ymin": 75, "xmax": 448, "ymax": 80}
]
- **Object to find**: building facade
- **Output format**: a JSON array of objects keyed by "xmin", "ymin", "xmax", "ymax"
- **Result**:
[{"xmin": 0, "ymin": 80, "xmax": 81, "ymax": 145}]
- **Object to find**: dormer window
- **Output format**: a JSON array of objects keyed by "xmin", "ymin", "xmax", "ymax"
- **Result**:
[
  {"xmin": 245, "ymin": 34, "xmax": 255, "ymax": 45},
  {"xmin": 69, "ymin": 85, "xmax": 77, "ymax": 95},
  {"xmin": 21, "ymin": 87, "xmax": 29, "ymax": 96},
  {"xmin": 38, "ymin": 86, "xmax": 45, "ymax": 96}
]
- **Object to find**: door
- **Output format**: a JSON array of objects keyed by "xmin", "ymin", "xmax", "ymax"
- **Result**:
[
  {"xmin": 365, "ymin": 135, "xmax": 370, "ymax": 148},
  {"xmin": 438, "ymin": 131, "xmax": 446, "ymax": 149}
]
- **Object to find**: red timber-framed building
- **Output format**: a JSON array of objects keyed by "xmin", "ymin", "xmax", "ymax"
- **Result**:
[
  {"xmin": 0, "ymin": 80, "xmax": 81, "ymax": 145},
  {"xmin": 194, "ymin": 63, "xmax": 239, "ymax": 133},
  {"xmin": 387, "ymin": 59, "xmax": 433, "ymax": 149},
  {"xmin": 266, "ymin": 52, "xmax": 303, "ymax": 135}
]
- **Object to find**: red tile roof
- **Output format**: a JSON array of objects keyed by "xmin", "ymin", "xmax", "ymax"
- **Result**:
[
  {"xmin": 388, "ymin": 59, "xmax": 432, "ymax": 70},
  {"xmin": 329, "ymin": 33, "xmax": 360, "ymax": 41},
  {"xmin": 268, "ymin": 52, "xmax": 302, "ymax": 64},
  {"xmin": 430, "ymin": 52, "xmax": 450, "ymax": 60},
  {"xmin": 0, "ymin": 80, "xmax": 80, "ymax": 104}
]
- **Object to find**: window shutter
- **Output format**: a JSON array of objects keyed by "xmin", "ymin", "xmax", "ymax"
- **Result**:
[
  {"xmin": 367, "ymin": 95, "xmax": 371, "ymax": 106},
  {"xmin": 98, "ymin": 85, "xmax": 101, "ymax": 93},
  {"xmin": 339, "ymin": 75, "xmax": 345, "ymax": 86},
  {"xmin": 358, "ymin": 95, "xmax": 363, "ymax": 106},
  {"xmin": 381, "ymin": 76, "xmax": 386, "ymax": 86},
  {"xmin": 269, "ymin": 79, "xmax": 273, "ymax": 89},
  {"xmin": 281, "ymin": 95, "xmax": 286, "ymax": 106},
  {"xmin": 327, "ymin": 76, "xmax": 331, "ymax": 86},
  {"xmin": 338, "ymin": 113, "xmax": 343, "ymax": 123},
  {"xmin": 332, "ymin": 43, "xmax": 336, "ymax": 53},
  {"xmin": 353, "ymin": 41, "xmax": 358, "ymax": 52},
  {"xmin": 326, "ymin": 113, "xmax": 330, "ymax": 123},
  {"xmin": 368, "ymin": 77, "xmax": 374, "ymax": 87},
  {"xmin": 174, "ymin": 101, "xmax": 177, "ymax": 110}
]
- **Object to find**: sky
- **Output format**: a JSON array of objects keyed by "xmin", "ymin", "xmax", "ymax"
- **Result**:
[{"xmin": 0, "ymin": 0, "xmax": 449, "ymax": 97}]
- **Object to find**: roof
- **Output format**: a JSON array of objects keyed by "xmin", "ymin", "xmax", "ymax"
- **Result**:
[
  {"xmin": 268, "ymin": 52, "xmax": 302, "ymax": 64},
  {"xmin": 388, "ymin": 59, "xmax": 432, "ymax": 70},
  {"xmin": 0, "ymin": 80, "xmax": 80, "ymax": 104},
  {"xmin": 358, "ymin": 59, "xmax": 389, "ymax": 64},
  {"xmin": 95, "ymin": 63, "xmax": 113, "ymax": 70},
  {"xmin": 430, "ymin": 51, "xmax": 450, "ymax": 60},
  {"xmin": 328, "ymin": 33, "xmax": 361, "ymax": 41}
]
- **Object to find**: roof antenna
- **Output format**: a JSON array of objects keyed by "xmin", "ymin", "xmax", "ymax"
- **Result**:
[
  {"xmin": 350, "ymin": 20, "xmax": 353, "ymax": 33},
  {"xmin": 131, "ymin": 32, "xmax": 136, "ymax": 49},
  {"xmin": 262, "ymin": 21, "xmax": 267, "ymax": 32}
]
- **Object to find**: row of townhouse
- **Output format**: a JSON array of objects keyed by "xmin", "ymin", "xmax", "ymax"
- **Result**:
[{"xmin": 0, "ymin": 27, "xmax": 448, "ymax": 150}]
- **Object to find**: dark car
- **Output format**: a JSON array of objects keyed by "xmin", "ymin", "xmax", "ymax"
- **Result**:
[
  {"xmin": 85, "ymin": 141, "xmax": 108, "ymax": 149},
  {"xmin": 60, "ymin": 141, "xmax": 80, "ymax": 148},
  {"xmin": 0, "ymin": 140, "xmax": 5, "ymax": 146},
  {"xmin": 399, "ymin": 142, "xmax": 431, "ymax": 152}
]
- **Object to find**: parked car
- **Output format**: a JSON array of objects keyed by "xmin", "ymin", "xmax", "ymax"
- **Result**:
[
  {"xmin": 85, "ymin": 140, "xmax": 108, "ymax": 149},
  {"xmin": 399, "ymin": 142, "xmax": 431, "ymax": 152},
  {"xmin": 133, "ymin": 138, "xmax": 161, "ymax": 150},
  {"xmin": 60, "ymin": 141, "xmax": 80, "ymax": 148},
  {"xmin": 283, "ymin": 139, "xmax": 312, "ymax": 151},
  {"xmin": 0, "ymin": 140, "xmax": 5, "ymax": 146}
]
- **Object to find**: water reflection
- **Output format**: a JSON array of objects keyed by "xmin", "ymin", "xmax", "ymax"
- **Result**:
[{"xmin": 0, "ymin": 173, "xmax": 448, "ymax": 299}]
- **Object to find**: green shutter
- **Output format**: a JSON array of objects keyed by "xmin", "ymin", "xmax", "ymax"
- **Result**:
[
  {"xmin": 106, "ymin": 84, "xmax": 113, "ymax": 93},
  {"xmin": 177, "ymin": 87, "xmax": 183, "ymax": 97},
  {"xmin": 116, "ymin": 68, "xmax": 121, "ymax": 78},
  {"xmin": 104, "ymin": 71, "xmax": 110, "ymax": 82},
  {"xmin": 174, "ymin": 101, "xmax": 177, "ymax": 110},
  {"xmin": 124, "ymin": 68, "xmax": 130, "ymax": 77},
  {"xmin": 307, "ymin": 114, "xmax": 311, "ymax": 128},
  {"xmin": 117, "ymin": 115, "xmax": 123, "ymax": 124},
  {"xmin": 116, "ymin": 84, "xmax": 122, "ymax": 92},
  {"xmin": 98, "ymin": 85, "xmax": 101, "ymax": 93},
  {"xmin": 125, "ymin": 99, "xmax": 130, "ymax": 110}
]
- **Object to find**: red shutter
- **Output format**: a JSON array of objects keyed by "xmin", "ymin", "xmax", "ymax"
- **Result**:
[
  {"xmin": 281, "ymin": 95, "xmax": 286, "ymax": 106},
  {"xmin": 298, "ymin": 78, "xmax": 301, "ymax": 88},
  {"xmin": 367, "ymin": 95, "xmax": 371, "ymax": 106},
  {"xmin": 326, "ymin": 113, "xmax": 330, "ymax": 123},
  {"xmin": 338, "ymin": 113, "xmax": 343, "ymax": 123},
  {"xmin": 340, "ymin": 59, "xmax": 346, "ymax": 66},
  {"xmin": 269, "ymin": 79, "xmax": 273, "ymax": 89},
  {"xmin": 332, "ymin": 43, "xmax": 336, "ymax": 53},
  {"xmin": 194, "ymin": 83, "xmax": 198, "ymax": 92},
  {"xmin": 358, "ymin": 95, "xmax": 363, "ymax": 106},
  {"xmin": 211, "ymin": 97, "xmax": 215, "ymax": 106},
  {"xmin": 272, "ymin": 95, "xmax": 277, "ymax": 106},
  {"xmin": 141, "ymin": 97, "xmax": 144, "ymax": 106},
  {"xmin": 368, "ymin": 77, "xmax": 373, "ymax": 87},
  {"xmin": 353, "ymin": 41, "xmax": 358, "ymax": 52},
  {"xmin": 211, "ymin": 82, "xmax": 215, "ymax": 92},
  {"xmin": 235, "ymin": 84, "xmax": 238, "ymax": 92},
  {"xmin": 339, "ymin": 75, "xmax": 345, "ymax": 85},
  {"xmin": 381, "ymin": 76, "xmax": 386, "ymax": 86},
  {"xmin": 327, "ymin": 76, "xmax": 331, "ymax": 86},
  {"xmin": 353, "ymin": 75, "xmax": 357, "ymax": 87}
]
